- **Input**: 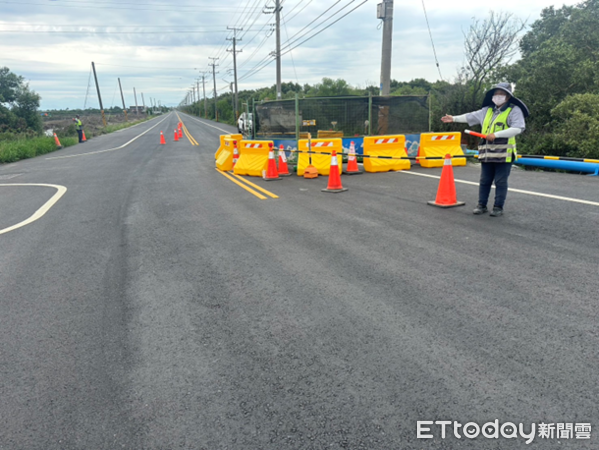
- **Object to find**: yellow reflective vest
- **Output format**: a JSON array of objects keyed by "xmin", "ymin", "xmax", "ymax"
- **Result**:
[{"xmin": 478, "ymin": 107, "xmax": 517, "ymax": 163}]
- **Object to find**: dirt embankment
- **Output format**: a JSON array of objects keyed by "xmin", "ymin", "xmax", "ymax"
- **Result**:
[{"xmin": 43, "ymin": 113, "xmax": 148, "ymax": 138}]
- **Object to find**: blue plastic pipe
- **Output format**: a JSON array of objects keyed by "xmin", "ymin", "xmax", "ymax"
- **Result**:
[{"xmin": 515, "ymin": 158, "xmax": 599, "ymax": 176}]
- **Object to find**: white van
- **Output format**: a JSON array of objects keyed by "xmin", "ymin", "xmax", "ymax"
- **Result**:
[{"xmin": 237, "ymin": 112, "xmax": 253, "ymax": 134}]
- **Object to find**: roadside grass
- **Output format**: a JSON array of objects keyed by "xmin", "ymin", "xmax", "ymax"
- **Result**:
[
  {"xmin": 0, "ymin": 116, "xmax": 152, "ymax": 164},
  {"xmin": 0, "ymin": 136, "xmax": 78, "ymax": 163}
]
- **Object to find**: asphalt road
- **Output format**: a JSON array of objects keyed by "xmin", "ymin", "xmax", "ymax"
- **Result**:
[{"xmin": 1, "ymin": 111, "xmax": 598, "ymax": 449}]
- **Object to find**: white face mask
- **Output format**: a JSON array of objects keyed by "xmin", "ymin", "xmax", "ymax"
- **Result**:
[{"xmin": 492, "ymin": 95, "xmax": 507, "ymax": 106}]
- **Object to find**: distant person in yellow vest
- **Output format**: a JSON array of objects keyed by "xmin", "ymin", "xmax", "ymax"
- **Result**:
[
  {"xmin": 441, "ymin": 82, "xmax": 529, "ymax": 217},
  {"xmin": 73, "ymin": 115, "xmax": 84, "ymax": 143}
]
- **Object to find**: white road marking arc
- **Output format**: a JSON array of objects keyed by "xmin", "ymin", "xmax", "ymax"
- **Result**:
[
  {"xmin": 45, "ymin": 114, "xmax": 171, "ymax": 160},
  {"xmin": 0, "ymin": 184, "xmax": 67, "ymax": 235}
]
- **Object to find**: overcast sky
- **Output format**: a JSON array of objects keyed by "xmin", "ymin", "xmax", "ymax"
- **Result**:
[{"xmin": 0, "ymin": 0, "xmax": 581, "ymax": 110}]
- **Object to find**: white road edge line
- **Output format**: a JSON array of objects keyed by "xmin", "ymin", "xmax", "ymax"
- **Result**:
[
  {"xmin": 0, "ymin": 183, "xmax": 67, "ymax": 235},
  {"xmin": 45, "ymin": 113, "xmax": 171, "ymax": 160},
  {"xmin": 399, "ymin": 170, "xmax": 599, "ymax": 207},
  {"xmin": 179, "ymin": 112, "xmax": 233, "ymax": 134}
]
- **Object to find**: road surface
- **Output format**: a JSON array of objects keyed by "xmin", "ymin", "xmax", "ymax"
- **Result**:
[{"xmin": 1, "ymin": 112, "xmax": 597, "ymax": 449}]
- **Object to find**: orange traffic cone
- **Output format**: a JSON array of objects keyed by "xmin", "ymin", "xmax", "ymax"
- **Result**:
[
  {"xmin": 415, "ymin": 145, "xmax": 421, "ymax": 165},
  {"xmin": 322, "ymin": 150, "xmax": 347, "ymax": 193},
  {"xmin": 232, "ymin": 140, "xmax": 239, "ymax": 169},
  {"xmin": 178, "ymin": 127, "xmax": 183, "ymax": 139},
  {"xmin": 81, "ymin": 130, "xmax": 87, "ymax": 143},
  {"xmin": 343, "ymin": 141, "xmax": 362, "ymax": 175},
  {"xmin": 278, "ymin": 145, "xmax": 291, "ymax": 176},
  {"xmin": 160, "ymin": 131, "xmax": 166, "ymax": 145},
  {"xmin": 174, "ymin": 129, "xmax": 179, "ymax": 142},
  {"xmin": 264, "ymin": 145, "xmax": 282, "ymax": 181},
  {"xmin": 53, "ymin": 133, "xmax": 63, "ymax": 149},
  {"xmin": 427, "ymin": 154, "xmax": 465, "ymax": 208}
]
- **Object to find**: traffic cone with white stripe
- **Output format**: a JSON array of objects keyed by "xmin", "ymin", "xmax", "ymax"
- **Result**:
[
  {"xmin": 232, "ymin": 140, "xmax": 239, "ymax": 169},
  {"xmin": 53, "ymin": 133, "xmax": 63, "ymax": 149},
  {"xmin": 343, "ymin": 141, "xmax": 362, "ymax": 175},
  {"xmin": 178, "ymin": 127, "xmax": 183, "ymax": 139},
  {"xmin": 264, "ymin": 144, "xmax": 282, "ymax": 181},
  {"xmin": 322, "ymin": 150, "xmax": 347, "ymax": 193},
  {"xmin": 174, "ymin": 129, "xmax": 179, "ymax": 141},
  {"xmin": 82, "ymin": 130, "xmax": 87, "ymax": 142},
  {"xmin": 160, "ymin": 131, "xmax": 166, "ymax": 145},
  {"xmin": 427, "ymin": 154, "xmax": 465, "ymax": 208},
  {"xmin": 277, "ymin": 145, "xmax": 291, "ymax": 176}
]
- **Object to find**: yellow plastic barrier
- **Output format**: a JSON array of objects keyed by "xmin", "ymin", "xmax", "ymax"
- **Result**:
[
  {"xmin": 363, "ymin": 135, "xmax": 410, "ymax": 172},
  {"xmin": 233, "ymin": 140, "xmax": 273, "ymax": 177},
  {"xmin": 419, "ymin": 132, "xmax": 466, "ymax": 168},
  {"xmin": 215, "ymin": 137, "xmax": 237, "ymax": 172},
  {"xmin": 215, "ymin": 133, "xmax": 242, "ymax": 160},
  {"xmin": 297, "ymin": 138, "xmax": 343, "ymax": 176}
]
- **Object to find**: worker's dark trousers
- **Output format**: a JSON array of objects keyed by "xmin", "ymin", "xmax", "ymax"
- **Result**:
[
  {"xmin": 77, "ymin": 130, "xmax": 83, "ymax": 143},
  {"xmin": 478, "ymin": 162, "xmax": 513, "ymax": 209}
]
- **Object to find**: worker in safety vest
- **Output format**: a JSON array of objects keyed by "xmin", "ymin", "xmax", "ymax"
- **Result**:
[
  {"xmin": 73, "ymin": 115, "xmax": 84, "ymax": 143},
  {"xmin": 441, "ymin": 82, "xmax": 529, "ymax": 217}
]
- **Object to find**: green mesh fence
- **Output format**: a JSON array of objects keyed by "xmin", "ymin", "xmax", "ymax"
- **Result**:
[{"xmin": 254, "ymin": 95, "xmax": 430, "ymax": 138}]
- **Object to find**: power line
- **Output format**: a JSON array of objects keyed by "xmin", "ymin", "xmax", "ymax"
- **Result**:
[
  {"xmin": 421, "ymin": 0, "xmax": 444, "ymax": 80},
  {"xmin": 238, "ymin": 1, "xmax": 369, "ymax": 83},
  {"xmin": 0, "ymin": 1, "xmax": 265, "ymax": 12},
  {"xmin": 282, "ymin": 13, "xmax": 299, "ymax": 85},
  {"xmin": 281, "ymin": 0, "xmax": 358, "ymax": 52},
  {"xmin": 280, "ymin": 0, "xmax": 369, "ymax": 57},
  {"xmin": 283, "ymin": 0, "xmax": 313, "ymax": 23},
  {"xmin": 281, "ymin": 0, "xmax": 343, "ymax": 48}
]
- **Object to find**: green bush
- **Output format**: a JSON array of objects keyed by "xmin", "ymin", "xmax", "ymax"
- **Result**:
[{"xmin": 551, "ymin": 93, "xmax": 599, "ymax": 159}]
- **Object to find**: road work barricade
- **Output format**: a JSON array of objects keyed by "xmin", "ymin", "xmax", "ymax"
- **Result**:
[
  {"xmin": 215, "ymin": 137, "xmax": 237, "ymax": 172},
  {"xmin": 363, "ymin": 135, "xmax": 410, "ymax": 172},
  {"xmin": 418, "ymin": 132, "xmax": 466, "ymax": 168},
  {"xmin": 215, "ymin": 133, "xmax": 242, "ymax": 160},
  {"xmin": 233, "ymin": 140, "xmax": 273, "ymax": 177},
  {"xmin": 297, "ymin": 138, "xmax": 343, "ymax": 176}
]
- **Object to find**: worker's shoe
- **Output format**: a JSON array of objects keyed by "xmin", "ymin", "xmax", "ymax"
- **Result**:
[
  {"xmin": 490, "ymin": 207, "xmax": 504, "ymax": 217},
  {"xmin": 473, "ymin": 204, "xmax": 488, "ymax": 215}
]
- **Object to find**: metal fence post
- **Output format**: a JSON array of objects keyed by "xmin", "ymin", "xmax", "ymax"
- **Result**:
[
  {"xmin": 428, "ymin": 94, "xmax": 432, "ymax": 132},
  {"xmin": 295, "ymin": 93, "xmax": 300, "ymax": 141},
  {"xmin": 252, "ymin": 98, "xmax": 256, "ymax": 140},
  {"xmin": 368, "ymin": 92, "xmax": 373, "ymax": 136}
]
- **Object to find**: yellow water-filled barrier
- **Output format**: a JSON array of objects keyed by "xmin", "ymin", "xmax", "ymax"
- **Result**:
[
  {"xmin": 233, "ymin": 140, "xmax": 273, "ymax": 177},
  {"xmin": 419, "ymin": 132, "xmax": 466, "ymax": 168},
  {"xmin": 363, "ymin": 135, "xmax": 410, "ymax": 172},
  {"xmin": 215, "ymin": 133, "xmax": 242, "ymax": 160},
  {"xmin": 215, "ymin": 137, "xmax": 236, "ymax": 172},
  {"xmin": 297, "ymin": 138, "xmax": 343, "ymax": 176}
]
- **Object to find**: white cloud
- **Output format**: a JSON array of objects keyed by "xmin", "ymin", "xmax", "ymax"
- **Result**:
[{"xmin": 0, "ymin": 0, "xmax": 583, "ymax": 109}]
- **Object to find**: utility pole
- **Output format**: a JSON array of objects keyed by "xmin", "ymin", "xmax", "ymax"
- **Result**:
[
  {"xmin": 275, "ymin": 0, "xmax": 282, "ymax": 99},
  {"xmin": 197, "ymin": 79, "xmax": 200, "ymax": 113},
  {"xmin": 209, "ymin": 57, "xmax": 219, "ymax": 121},
  {"xmin": 378, "ymin": 0, "xmax": 394, "ymax": 96},
  {"xmin": 91, "ymin": 62, "xmax": 107, "ymax": 127},
  {"xmin": 141, "ymin": 92, "xmax": 146, "ymax": 113},
  {"xmin": 230, "ymin": 82, "xmax": 234, "ymax": 113},
  {"xmin": 133, "ymin": 87, "xmax": 139, "ymax": 115},
  {"xmin": 201, "ymin": 74, "xmax": 207, "ymax": 118},
  {"xmin": 118, "ymin": 77, "xmax": 128, "ymax": 121},
  {"xmin": 227, "ymin": 27, "xmax": 243, "ymax": 118}
]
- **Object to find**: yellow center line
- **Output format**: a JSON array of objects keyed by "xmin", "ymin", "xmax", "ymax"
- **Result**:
[
  {"xmin": 215, "ymin": 169, "xmax": 267, "ymax": 200},
  {"xmin": 229, "ymin": 173, "xmax": 279, "ymax": 199},
  {"xmin": 176, "ymin": 113, "xmax": 199, "ymax": 146}
]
